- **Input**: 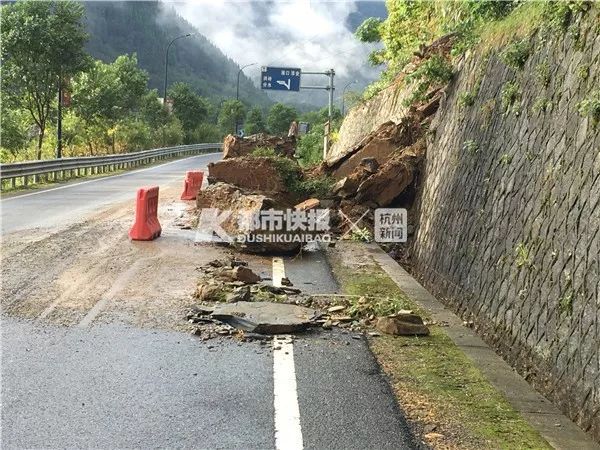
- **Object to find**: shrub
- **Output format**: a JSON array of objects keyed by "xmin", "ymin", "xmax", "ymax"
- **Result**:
[
  {"xmin": 577, "ymin": 91, "xmax": 600, "ymax": 124},
  {"xmin": 500, "ymin": 38, "xmax": 531, "ymax": 69},
  {"xmin": 252, "ymin": 146, "xmax": 277, "ymax": 157},
  {"xmin": 404, "ymin": 55, "xmax": 453, "ymax": 105},
  {"xmin": 535, "ymin": 62, "xmax": 551, "ymax": 87},
  {"xmin": 192, "ymin": 123, "xmax": 222, "ymax": 143},
  {"xmin": 501, "ymin": 81, "xmax": 521, "ymax": 113}
]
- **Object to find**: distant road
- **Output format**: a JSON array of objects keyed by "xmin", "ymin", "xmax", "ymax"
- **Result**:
[{"xmin": 0, "ymin": 153, "xmax": 221, "ymax": 235}]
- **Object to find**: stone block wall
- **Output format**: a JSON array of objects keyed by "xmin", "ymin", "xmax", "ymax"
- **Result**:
[{"xmin": 412, "ymin": 10, "xmax": 600, "ymax": 438}]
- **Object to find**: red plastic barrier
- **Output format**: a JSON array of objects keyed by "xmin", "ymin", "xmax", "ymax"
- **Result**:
[
  {"xmin": 129, "ymin": 186, "xmax": 162, "ymax": 241},
  {"xmin": 180, "ymin": 170, "xmax": 204, "ymax": 200}
]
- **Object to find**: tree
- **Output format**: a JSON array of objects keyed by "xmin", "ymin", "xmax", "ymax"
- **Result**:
[
  {"xmin": 355, "ymin": 17, "xmax": 382, "ymax": 43},
  {"xmin": 168, "ymin": 82, "xmax": 210, "ymax": 143},
  {"xmin": 71, "ymin": 54, "xmax": 149, "ymax": 152},
  {"xmin": 217, "ymin": 99, "xmax": 246, "ymax": 135},
  {"xmin": 244, "ymin": 107, "xmax": 267, "ymax": 135},
  {"xmin": 267, "ymin": 103, "xmax": 298, "ymax": 136},
  {"xmin": 1, "ymin": 1, "xmax": 89, "ymax": 159}
]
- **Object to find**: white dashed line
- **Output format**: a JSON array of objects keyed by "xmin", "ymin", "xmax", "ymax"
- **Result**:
[
  {"xmin": 273, "ymin": 335, "xmax": 304, "ymax": 450},
  {"xmin": 271, "ymin": 257, "xmax": 303, "ymax": 450},
  {"xmin": 272, "ymin": 257, "xmax": 285, "ymax": 287}
]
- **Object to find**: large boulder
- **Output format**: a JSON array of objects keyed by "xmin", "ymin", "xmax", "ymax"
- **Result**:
[
  {"xmin": 222, "ymin": 134, "xmax": 295, "ymax": 159},
  {"xmin": 354, "ymin": 139, "xmax": 426, "ymax": 207},
  {"xmin": 196, "ymin": 182, "xmax": 301, "ymax": 254},
  {"xmin": 207, "ymin": 156, "xmax": 299, "ymax": 195},
  {"xmin": 327, "ymin": 118, "xmax": 421, "ymax": 180}
]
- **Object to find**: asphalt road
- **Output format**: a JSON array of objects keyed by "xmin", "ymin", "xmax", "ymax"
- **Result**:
[
  {"xmin": 1, "ymin": 154, "xmax": 418, "ymax": 449},
  {"xmin": 0, "ymin": 153, "xmax": 221, "ymax": 234}
]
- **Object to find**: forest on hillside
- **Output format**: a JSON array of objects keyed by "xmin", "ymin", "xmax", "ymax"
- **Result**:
[{"xmin": 83, "ymin": 2, "xmax": 271, "ymax": 108}]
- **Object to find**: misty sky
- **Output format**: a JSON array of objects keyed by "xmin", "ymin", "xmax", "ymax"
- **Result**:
[{"xmin": 167, "ymin": 0, "xmax": 384, "ymax": 89}]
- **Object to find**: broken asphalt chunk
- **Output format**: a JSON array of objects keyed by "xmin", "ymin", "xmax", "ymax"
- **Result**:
[{"xmin": 210, "ymin": 301, "xmax": 318, "ymax": 334}]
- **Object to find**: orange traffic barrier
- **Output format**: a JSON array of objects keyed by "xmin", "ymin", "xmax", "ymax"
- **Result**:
[
  {"xmin": 180, "ymin": 170, "xmax": 204, "ymax": 200},
  {"xmin": 129, "ymin": 186, "xmax": 162, "ymax": 241}
]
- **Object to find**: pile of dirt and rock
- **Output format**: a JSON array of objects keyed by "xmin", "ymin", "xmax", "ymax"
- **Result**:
[
  {"xmin": 188, "ymin": 257, "xmax": 430, "ymax": 341},
  {"xmin": 319, "ymin": 35, "xmax": 456, "ymax": 231},
  {"xmin": 196, "ymin": 134, "xmax": 334, "ymax": 254},
  {"xmin": 222, "ymin": 133, "xmax": 295, "ymax": 159}
]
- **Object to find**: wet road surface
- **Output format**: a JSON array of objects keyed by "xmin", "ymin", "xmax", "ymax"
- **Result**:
[{"xmin": 1, "ymin": 154, "xmax": 418, "ymax": 449}]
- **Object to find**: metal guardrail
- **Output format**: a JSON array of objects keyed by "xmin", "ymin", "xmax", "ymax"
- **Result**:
[{"xmin": 0, "ymin": 143, "xmax": 222, "ymax": 187}]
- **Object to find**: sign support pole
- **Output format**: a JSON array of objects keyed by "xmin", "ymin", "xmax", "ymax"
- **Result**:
[
  {"xmin": 262, "ymin": 66, "xmax": 335, "ymax": 160},
  {"xmin": 325, "ymin": 69, "xmax": 335, "ymax": 159}
]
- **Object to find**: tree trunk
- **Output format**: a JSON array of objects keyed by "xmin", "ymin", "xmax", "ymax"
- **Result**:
[{"xmin": 36, "ymin": 128, "xmax": 44, "ymax": 160}]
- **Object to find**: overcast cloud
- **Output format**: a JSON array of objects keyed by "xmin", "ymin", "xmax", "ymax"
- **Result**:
[{"xmin": 165, "ymin": 1, "xmax": 382, "ymax": 87}]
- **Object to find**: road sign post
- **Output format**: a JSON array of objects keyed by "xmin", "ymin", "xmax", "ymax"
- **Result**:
[{"xmin": 261, "ymin": 66, "xmax": 335, "ymax": 160}]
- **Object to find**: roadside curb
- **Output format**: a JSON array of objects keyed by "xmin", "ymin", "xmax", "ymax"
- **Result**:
[{"xmin": 365, "ymin": 243, "xmax": 600, "ymax": 450}]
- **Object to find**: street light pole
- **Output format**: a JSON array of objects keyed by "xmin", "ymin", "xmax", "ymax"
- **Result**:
[
  {"xmin": 342, "ymin": 80, "xmax": 357, "ymax": 116},
  {"xmin": 235, "ymin": 63, "xmax": 256, "ymax": 135},
  {"xmin": 236, "ymin": 62, "xmax": 257, "ymax": 101},
  {"xmin": 163, "ymin": 33, "xmax": 193, "ymax": 103}
]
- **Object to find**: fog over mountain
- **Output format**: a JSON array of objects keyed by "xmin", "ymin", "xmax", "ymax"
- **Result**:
[{"xmin": 166, "ymin": 0, "xmax": 387, "ymax": 108}]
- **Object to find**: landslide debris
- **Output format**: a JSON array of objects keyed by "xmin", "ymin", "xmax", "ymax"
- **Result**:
[
  {"xmin": 222, "ymin": 133, "xmax": 295, "ymax": 159},
  {"xmin": 188, "ymin": 257, "xmax": 429, "ymax": 341}
]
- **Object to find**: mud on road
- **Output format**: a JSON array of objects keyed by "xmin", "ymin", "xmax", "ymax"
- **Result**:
[{"xmin": 1, "ymin": 186, "xmax": 227, "ymax": 331}]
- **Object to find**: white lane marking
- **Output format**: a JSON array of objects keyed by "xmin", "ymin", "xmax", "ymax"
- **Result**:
[
  {"xmin": 272, "ymin": 257, "xmax": 285, "ymax": 287},
  {"xmin": 1, "ymin": 153, "xmax": 220, "ymax": 202},
  {"xmin": 273, "ymin": 335, "xmax": 304, "ymax": 450}
]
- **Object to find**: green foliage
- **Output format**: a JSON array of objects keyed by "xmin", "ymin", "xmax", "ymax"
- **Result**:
[
  {"xmin": 298, "ymin": 176, "xmax": 334, "ymax": 199},
  {"xmin": 296, "ymin": 129, "xmax": 324, "ymax": 167},
  {"xmin": 295, "ymin": 106, "xmax": 342, "ymax": 167},
  {"xmin": 82, "ymin": 2, "xmax": 272, "ymax": 108},
  {"xmin": 0, "ymin": 94, "xmax": 30, "ymax": 158},
  {"xmin": 73, "ymin": 54, "xmax": 148, "ymax": 124},
  {"xmin": 515, "ymin": 242, "xmax": 532, "ymax": 268},
  {"xmin": 499, "ymin": 153, "xmax": 513, "ymax": 165},
  {"xmin": 458, "ymin": 90, "xmax": 477, "ymax": 108},
  {"xmin": 1, "ymin": 0, "xmax": 90, "ymax": 158},
  {"xmin": 542, "ymin": 0, "xmax": 590, "ymax": 33},
  {"xmin": 577, "ymin": 91, "xmax": 600, "ymax": 124},
  {"xmin": 535, "ymin": 62, "xmax": 551, "ymax": 87},
  {"xmin": 267, "ymin": 103, "xmax": 298, "ymax": 136},
  {"xmin": 252, "ymin": 147, "xmax": 277, "ymax": 157},
  {"xmin": 191, "ymin": 123, "xmax": 222, "ymax": 143},
  {"xmin": 366, "ymin": 0, "xmax": 517, "ymax": 82},
  {"xmin": 462, "ymin": 140, "xmax": 479, "ymax": 154},
  {"xmin": 218, "ymin": 99, "xmax": 246, "ymax": 135},
  {"xmin": 350, "ymin": 228, "xmax": 373, "ymax": 243},
  {"xmin": 404, "ymin": 55, "xmax": 453, "ymax": 105},
  {"xmin": 577, "ymin": 64, "xmax": 590, "ymax": 81},
  {"xmin": 355, "ymin": 17, "xmax": 383, "ymax": 43},
  {"xmin": 169, "ymin": 82, "xmax": 210, "ymax": 143},
  {"xmin": 500, "ymin": 38, "xmax": 531, "ymax": 70},
  {"xmin": 245, "ymin": 108, "xmax": 267, "ymax": 135},
  {"xmin": 501, "ymin": 81, "xmax": 521, "ymax": 113},
  {"xmin": 532, "ymin": 98, "xmax": 552, "ymax": 114},
  {"xmin": 113, "ymin": 119, "xmax": 152, "ymax": 152}
]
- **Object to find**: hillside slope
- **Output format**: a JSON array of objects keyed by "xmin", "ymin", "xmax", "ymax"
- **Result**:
[{"xmin": 83, "ymin": 1, "xmax": 272, "ymax": 107}]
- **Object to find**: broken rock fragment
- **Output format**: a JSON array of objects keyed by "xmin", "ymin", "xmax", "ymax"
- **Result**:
[
  {"xmin": 376, "ymin": 315, "xmax": 430, "ymax": 336},
  {"xmin": 295, "ymin": 198, "xmax": 320, "ymax": 211},
  {"xmin": 211, "ymin": 301, "xmax": 318, "ymax": 334}
]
